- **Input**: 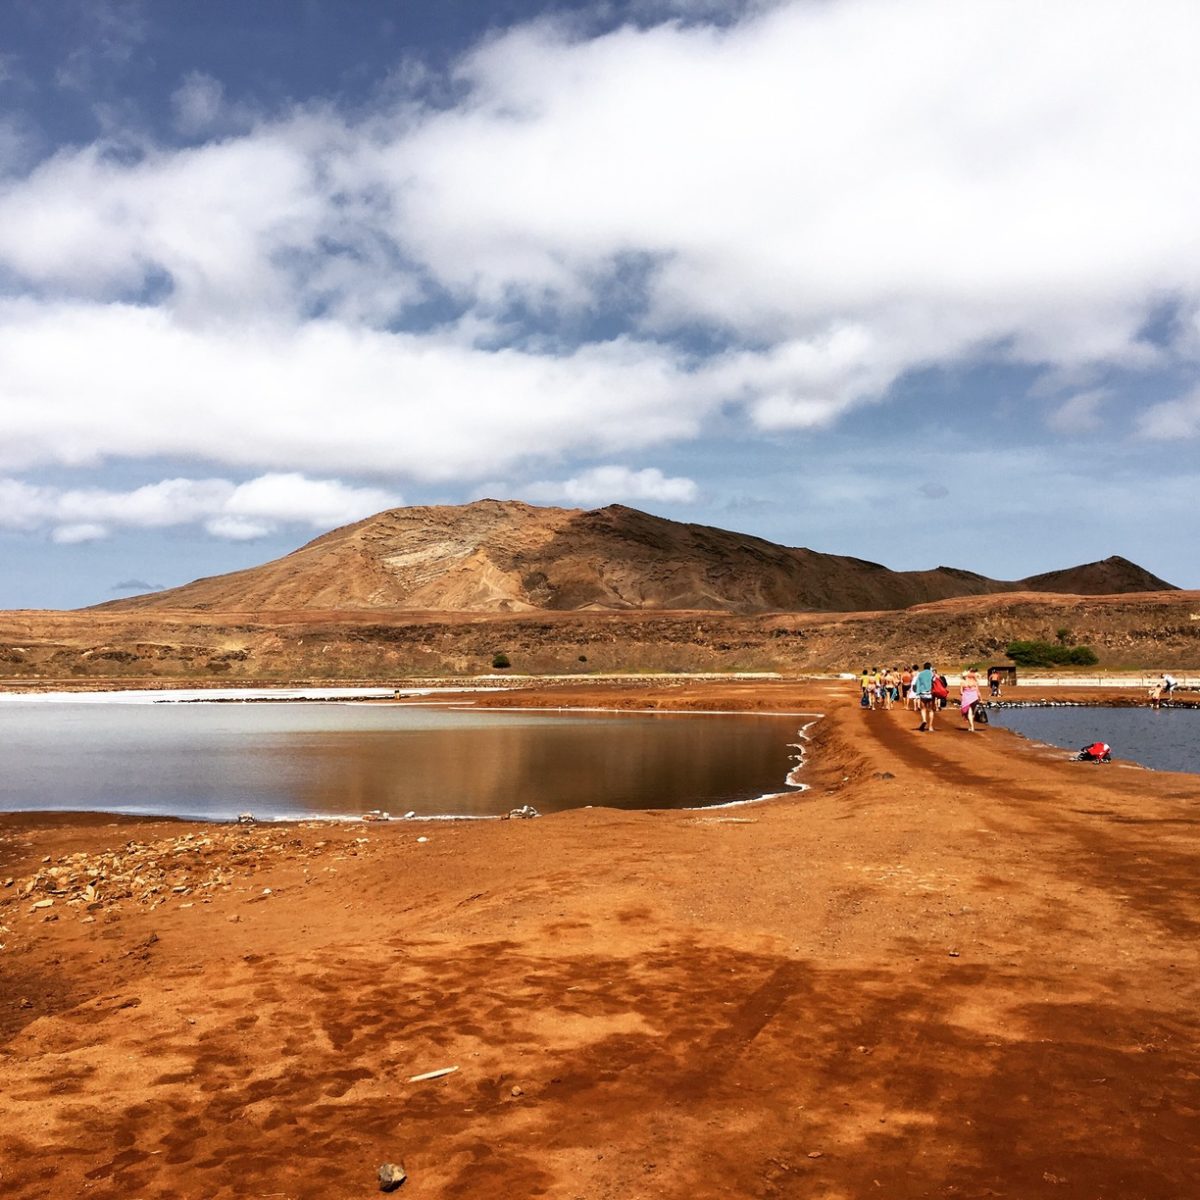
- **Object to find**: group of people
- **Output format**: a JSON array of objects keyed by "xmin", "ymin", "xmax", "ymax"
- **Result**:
[
  {"xmin": 1147, "ymin": 673, "xmax": 1179, "ymax": 709},
  {"xmin": 859, "ymin": 663, "xmax": 990, "ymax": 732}
]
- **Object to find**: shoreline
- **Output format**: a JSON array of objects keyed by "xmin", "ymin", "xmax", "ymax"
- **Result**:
[{"xmin": 3, "ymin": 678, "xmax": 1199, "ymax": 1198}]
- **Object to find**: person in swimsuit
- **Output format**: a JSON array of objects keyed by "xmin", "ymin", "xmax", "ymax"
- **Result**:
[{"xmin": 960, "ymin": 665, "xmax": 982, "ymax": 732}]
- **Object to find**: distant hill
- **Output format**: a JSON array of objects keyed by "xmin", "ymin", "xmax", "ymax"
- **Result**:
[
  {"xmin": 1019, "ymin": 556, "xmax": 1176, "ymax": 596},
  {"xmin": 92, "ymin": 500, "xmax": 1178, "ymax": 615}
]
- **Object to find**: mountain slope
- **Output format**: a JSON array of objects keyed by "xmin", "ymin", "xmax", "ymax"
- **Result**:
[{"xmin": 92, "ymin": 500, "xmax": 1178, "ymax": 615}]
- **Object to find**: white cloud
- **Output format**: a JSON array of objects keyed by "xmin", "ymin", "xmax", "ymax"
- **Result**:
[
  {"xmin": 1046, "ymin": 389, "xmax": 1110, "ymax": 434},
  {"xmin": 203, "ymin": 516, "xmax": 274, "ymax": 541},
  {"xmin": 0, "ymin": 0, "xmax": 1197, "ymax": 474},
  {"xmin": 51, "ymin": 522, "xmax": 109, "ymax": 544},
  {"xmin": 0, "ymin": 301, "xmax": 714, "ymax": 477},
  {"xmin": 171, "ymin": 72, "xmax": 225, "ymax": 136},
  {"xmin": 0, "ymin": 472, "xmax": 402, "ymax": 540},
  {"xmin": 1137, "ymin": 387, "xmax": 1200, "ymax": 439},
  {"xmin": 525, "ymin": 465, "xmax": 699, "ymax": 505}
]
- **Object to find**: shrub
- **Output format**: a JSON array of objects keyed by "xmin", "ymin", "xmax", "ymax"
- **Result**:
[
  {"xmin": 491, "ymin": 652, "xmax": 511, "ymax": 670},
  {"xmin": 1006, "ymin": 640, "xmax": 1098, "ymax": 668}
]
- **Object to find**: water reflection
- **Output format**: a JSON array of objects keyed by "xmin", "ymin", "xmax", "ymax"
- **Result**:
[{"xmin": 0, "ymin": 702, "xmax": 810, "ymax": 820}]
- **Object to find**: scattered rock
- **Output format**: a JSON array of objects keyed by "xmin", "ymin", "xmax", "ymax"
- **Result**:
[
  {"xmin": 30, "ymin": 898, "xmax": 54, "ymax": 910},
  {"xmin": 807, "ymin": 1151, "xmax": 823, "ymax": 1159},
  {"xmin": 416, "ymin": 836, "xmax": 429, "ymax": 844},
  {"xmin": 362, "ymin": 810, "xmax": 391, "ymax": 821},
  {"xmin": 503, "ymin": 805, "xmax": 540, "ymax": 820},
  {"xmin": 378, "ymin": 1162, "xmax": 407, "ymax": 1192},
  {"xmin": 871, "ymin": 771, "xmax": 895, "ymax": 781},
  {"xmin": 237, "ymin": 812, "xmax": 256, "ymax": 824},
  {"xmin": 511, "ymin": 1084, "xmax": 524, "ymax": 1097}
]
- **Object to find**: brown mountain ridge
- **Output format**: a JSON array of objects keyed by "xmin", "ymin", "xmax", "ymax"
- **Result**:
[{"xmin": 92, "ymin": 500, "xmax": 1176, "ymax": 616}]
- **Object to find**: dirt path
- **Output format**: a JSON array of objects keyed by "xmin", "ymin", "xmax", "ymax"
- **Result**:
[{"xmin": 2, "ymin": 681, "xmax": 1198, "ymax": 1198}]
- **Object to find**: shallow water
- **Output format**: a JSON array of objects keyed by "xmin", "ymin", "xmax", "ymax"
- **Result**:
[
  {"xmin": 0, "ymin": 700, "xmax": 813, "ymax": 820},
  {"xmin": 991, "ymin": 706, "xmax": 1200, "ymax": 774}
]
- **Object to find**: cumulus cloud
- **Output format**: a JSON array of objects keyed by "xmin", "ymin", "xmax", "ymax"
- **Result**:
[
  {"xmin": 0, "ymin": 0, "xmax": 1197, "ymax": 480},
  {"xmin": 0, "ymin": 472, "xmax": 401, "ymax": 541},
  {"xmin": 524, "ymin": 465, "xmax": 699, "ymax": 505},
  {"xmin": 0, "ymin": 302, "xmax": 713, "ymax": 476}
]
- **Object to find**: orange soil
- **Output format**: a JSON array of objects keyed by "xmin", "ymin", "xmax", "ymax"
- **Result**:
[{"xmin": 1, "ymin": 680, "xmax": 1198, "ymax": 1199}]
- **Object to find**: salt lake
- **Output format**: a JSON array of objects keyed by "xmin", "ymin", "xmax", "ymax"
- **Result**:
[
  {"xmin": 0, "ymin": 691, "xmax": 815, "ymax": 820},
  {"xmin": 991, "ymin": 705, "xmax": 1200, "ymax": 775}
]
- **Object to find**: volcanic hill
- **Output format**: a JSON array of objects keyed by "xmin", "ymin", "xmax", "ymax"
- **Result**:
[{"xmin": 94, "ymin": 500, "xmax": 1176, "ymax": 615}]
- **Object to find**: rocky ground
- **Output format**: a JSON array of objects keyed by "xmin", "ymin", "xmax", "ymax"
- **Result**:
[
  {"xmin": 2, "ymin": 679, "xmax": 1199, "ymax": 1199},
  {"xmin": 1, "ymin": 588, "xmax": 1199, "ymax": 684}
]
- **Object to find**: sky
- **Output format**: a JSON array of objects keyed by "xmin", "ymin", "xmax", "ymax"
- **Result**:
[{"xmin": 1, "ymin": 0, "xmax": 1198, "ymax": 609}]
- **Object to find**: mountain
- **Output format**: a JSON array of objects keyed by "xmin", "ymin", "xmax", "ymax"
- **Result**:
[
  {"xmin": 92, "ymin": 500, "xmax": 1178, "ymax": 615},
  {"xmin": 1019, "ymin": 556, "xmax": 1176, "ymax": 596}
]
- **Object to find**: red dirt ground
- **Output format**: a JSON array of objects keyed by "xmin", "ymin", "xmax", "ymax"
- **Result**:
[{"xmin": 2, "ymin": 680, "xmax": 1198, "ymax": 1198}]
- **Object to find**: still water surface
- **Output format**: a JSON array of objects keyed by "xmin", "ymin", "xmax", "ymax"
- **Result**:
[
  {"xmin": 992, "ymin": 706, "xmax": 1200, "ymax": 775},
  {"xmin": 0, "ymin": 700, "xmax": 812, "ymax": 820}
]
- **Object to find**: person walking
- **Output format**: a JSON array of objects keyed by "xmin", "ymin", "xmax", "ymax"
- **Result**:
[
  {"xmin": 960, "ymin": 665, "xmax": 982, "ymax": 732},
  {"xmin": 914, "ymin": 662, "xmax": 937, "ymax": 732}
]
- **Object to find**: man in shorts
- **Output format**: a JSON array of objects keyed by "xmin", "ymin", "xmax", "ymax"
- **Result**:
[{"xmin": 914, "ymin": 662, "xmax": 937, "ymax": 732}]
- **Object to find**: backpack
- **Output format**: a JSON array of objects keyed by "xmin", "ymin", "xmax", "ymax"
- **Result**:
[{"xmin": 931, "ymin": 675, "xmax": 949, "ymax": 700}]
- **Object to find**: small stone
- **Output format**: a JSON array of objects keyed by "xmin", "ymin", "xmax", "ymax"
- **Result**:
[
  {"xmin": 237, "ymin": 812, "xmax": 256, "ymax": 824},
  {"xmin": 503, "ymin": 805, "xmax": 540, "ymax": 820},
  {"xmin": 378, "ymin": 1162, "xmax": 407, "ymax": 1192},
  {"xmin": 417, "ymin": 837, "xmax": 429, "ymax": 844},
  {"xmin": 511, "ymin": 1085, "xmax": 524, "ymax": 1097},
  {"xmin": 30, "ymin": 898, "xmax": 54, "ymax": 910},
  {"xmin": 3, "ymin": 878, "xmax": 13, "ymax": 888},
  {"xmin": 227, "ymin": 914, "xmax": 240, "ymax": 923},
  {"xmin": 807, "ymin": 1151, "xmax": 823, "ymax": 1159}
]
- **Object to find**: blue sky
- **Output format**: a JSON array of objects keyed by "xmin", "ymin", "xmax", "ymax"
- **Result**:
[{"xmin": 1, "ymin": 0, "xmax": 1198, "ymax": 609}]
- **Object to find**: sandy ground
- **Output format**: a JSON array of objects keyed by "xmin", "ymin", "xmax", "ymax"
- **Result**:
[{"xmin": 1, "ymin": 679, "xmax": 1198, "ymax": 1199}]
